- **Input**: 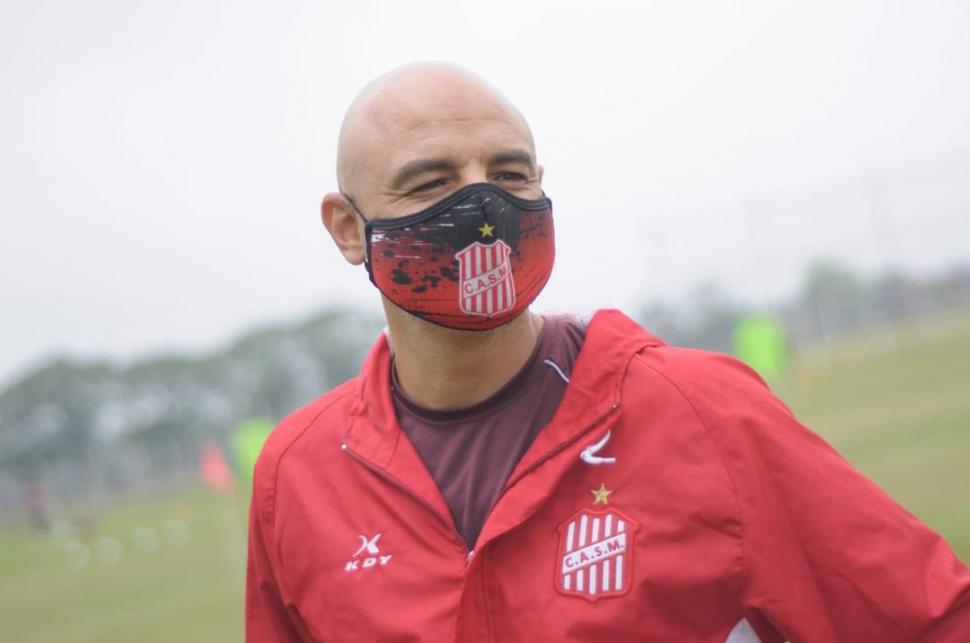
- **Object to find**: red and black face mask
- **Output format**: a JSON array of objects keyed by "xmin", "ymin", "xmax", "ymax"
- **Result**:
[{"xmin": 354, "ymin": 183, "xmax": 555, "ymax": 331}]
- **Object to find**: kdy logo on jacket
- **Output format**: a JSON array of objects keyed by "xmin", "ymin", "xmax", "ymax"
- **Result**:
[
  {"xmin": 555, "ymin": 509, "xmax": 636, "ymax": 601},
  {"xmin": 344, "ymin": 533, "xmax": 393, "ymax": 573}
]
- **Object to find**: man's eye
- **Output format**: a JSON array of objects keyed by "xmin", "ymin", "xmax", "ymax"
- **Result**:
[
  {"xmin": 495, "ymin": 172, "xmax": 527, "ymax": 182},
  {"xmin": 411, "ymin": 179, "xmax": 447, "ymax": 193}
]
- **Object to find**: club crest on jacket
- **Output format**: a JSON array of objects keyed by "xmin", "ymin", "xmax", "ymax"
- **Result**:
[{"xmin": 556, "ymin": 508, "xmax": 636, "ymax": 602}]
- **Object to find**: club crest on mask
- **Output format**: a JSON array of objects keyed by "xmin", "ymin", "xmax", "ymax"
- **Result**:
[
  {"xmin": 456, "ymin": 240, "xmax": 516, "ymax": 317},
  {"xmin": 361, "ymin": 183, "xmax": 555, "ymax": 331}
]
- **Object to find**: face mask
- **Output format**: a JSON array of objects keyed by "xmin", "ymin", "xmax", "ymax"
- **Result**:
[{"xmin": 353, "ymin": 183, "xmax": 555, "ymax": 331}]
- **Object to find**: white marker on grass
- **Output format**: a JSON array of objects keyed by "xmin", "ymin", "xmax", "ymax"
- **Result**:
[
  {"xmin": 65, "ymin": 542, "xmax": 91, "ymax": 570},
  {"xmin": 132, "ymin": 526, "xmax": 160, "ymax": 554},
  {"xmin": 95, "ymin": 537, "xmax": 123, "ymax": 565}
]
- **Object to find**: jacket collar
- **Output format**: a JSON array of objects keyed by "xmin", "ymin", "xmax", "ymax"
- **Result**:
[
  {"xmin": 499, "ymin": 309, "xmax": 664, "ymax": 491},
  {"xmin": 343, "ymin": 308, "xmax": 664, "ymax": 467}
]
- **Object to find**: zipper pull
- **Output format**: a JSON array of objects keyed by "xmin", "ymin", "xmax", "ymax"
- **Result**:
[{"xmin": 466, "ymin": 550, "xmax": 475, "ymax": 566}]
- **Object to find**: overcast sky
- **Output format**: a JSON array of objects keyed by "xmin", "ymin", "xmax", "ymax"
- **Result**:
[{"xmin": 2, "ymin": 0, "xmax": 969, "ymax": 386}]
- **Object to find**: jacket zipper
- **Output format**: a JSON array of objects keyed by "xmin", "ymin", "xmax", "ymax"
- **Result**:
[
  {"xmin": 340, "ymin": 443, "xmax": 470, "ymax": 559},
  {"xmin": 474, "ymin": 402, "xmax": 620, "ymax": 545},
  {"xmin": 467, "ymin": 402, "xmax": 621, "ymax": 642}
]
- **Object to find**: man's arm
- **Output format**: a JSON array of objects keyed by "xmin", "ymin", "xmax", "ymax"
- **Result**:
[
  {"xmin": 676, "ymin": 351, "xmax": 970, "ymax": 641},
  {"xmin": 246, "ymin": 469, "xmax": 312, "ymax": 642}
]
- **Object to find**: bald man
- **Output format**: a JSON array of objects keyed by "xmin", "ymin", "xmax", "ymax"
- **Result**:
[{"xmin": 246, "ymin": 64, "xmax": 970, "ymax": 642}]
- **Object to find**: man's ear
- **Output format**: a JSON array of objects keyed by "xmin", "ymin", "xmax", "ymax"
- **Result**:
[
  {"xmin": 321, "ymin": 192, "xmax": 366, "ymax": 265},
  {"xmin": 537, "ymin": 164, "xmax": 545, "ymax": 185}
]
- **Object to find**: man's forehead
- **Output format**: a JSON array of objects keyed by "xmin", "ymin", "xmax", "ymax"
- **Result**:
[
  {"xmin": 337, "ymin": 65, "xmax": 534, "ymax": 190},
  {"xmin": 365, "ymin": 90, "xmax": 529, "ymax": 145}
]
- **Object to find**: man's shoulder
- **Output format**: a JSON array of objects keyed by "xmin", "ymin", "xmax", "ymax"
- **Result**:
[
  {"xmin": 265, "ymin": 377, "xmax": 358, "ymax": 460},
  {"xmin": 576, "ymin": 309, "xmax": 774, "ymax": 412},
  {"xmin": 251, "ymin": 378, "xmax": 359, "ymax": 502},
  {"xmin": 631, "ymin": 343, "xmax": 767, "ymax": 390},
  {"xmin": 625, "ymin": 341, "xmax": 783, "ymax": 423}
]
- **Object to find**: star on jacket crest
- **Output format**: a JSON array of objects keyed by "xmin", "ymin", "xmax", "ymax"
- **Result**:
[{"xmin": 591, "ymin": 482, "xmax": 613, "ymax": 505}]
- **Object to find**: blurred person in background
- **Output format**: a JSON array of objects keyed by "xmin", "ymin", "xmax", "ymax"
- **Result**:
[{"xmin": 246, "ymin": 63, "xmax": 970, "ymax": 642}]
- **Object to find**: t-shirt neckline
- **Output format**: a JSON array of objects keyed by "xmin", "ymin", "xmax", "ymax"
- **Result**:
[{"xmin": 390, "ymin": 318, "xmax": 554, "ymax": 424}]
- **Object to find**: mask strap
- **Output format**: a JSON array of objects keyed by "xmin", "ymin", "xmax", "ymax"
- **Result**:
[
  {"xmin": 342, "ymin": 193, "xmax": 373, "ymax": 268},
  {"xmin": 343, "ymin": 193, "xmax": 370, "ymax": 223}
]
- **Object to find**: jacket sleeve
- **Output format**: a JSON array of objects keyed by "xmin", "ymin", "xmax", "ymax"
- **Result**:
[
  {"xmin": 679, "ymin": 352, "xmax": 970, "ymax": 642},
  {"xmin": 246, "ymin": 462, "xmax": 313, "ymax": 642}
]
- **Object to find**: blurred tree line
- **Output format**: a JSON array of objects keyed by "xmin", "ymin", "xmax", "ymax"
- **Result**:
[
  {"xmin": 1, "ymin": 262, "xmax": 969, "ymax": 530},
  {"xmin": 0, "ymin": 309, "xmax": 383, "ymax": 529},
  {"xmin": 640, "ymin": 260, "xmax": 970, "ymax": 353}
]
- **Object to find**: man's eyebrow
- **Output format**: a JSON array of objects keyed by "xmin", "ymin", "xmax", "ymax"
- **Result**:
[
  {"xmin": 487, "ymin": 149, "xmax": 536, "ymax": 171},
  {"xmin": 389, "ymin": 158, "xmax": 458, "ymax": 191}
]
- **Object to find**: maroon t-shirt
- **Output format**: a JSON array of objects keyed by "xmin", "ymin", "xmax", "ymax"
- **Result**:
[{"xmin": 392, "ymin": 315, "xmax": 586, "ymax": 549}]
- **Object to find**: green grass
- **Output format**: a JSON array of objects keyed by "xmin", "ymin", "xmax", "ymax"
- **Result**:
[
  {"xmin": 0, "ymin": 487, "xmax": 247, "ymax": 643},
  {"xmin": 0, "ymin": 308, "xmax": 968, "ymax": 641},
  {"xmin": 774, "ymin": 306, "xmax": 970, "ymax": 563}
]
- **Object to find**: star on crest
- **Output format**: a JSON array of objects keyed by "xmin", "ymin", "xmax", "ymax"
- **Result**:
[
  {"xmin": 478, "ymin": 222, "xmax": 495, "ymax": 238},
  {"xmin": 591, "ymin": 482, "xmax": 613, "ymax": 505}
]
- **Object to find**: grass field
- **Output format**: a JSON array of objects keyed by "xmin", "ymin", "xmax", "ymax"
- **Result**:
[
  {"xmin": 1, "ymin": 308, "xmax": 968, "ymax": 641},
  {"xmin": 0, "ymin": 487, "xmax": 248, "ymax": 643},
  {"xmin": 774, "ymin": 306, "xmax": 970, "ymax": 562}
]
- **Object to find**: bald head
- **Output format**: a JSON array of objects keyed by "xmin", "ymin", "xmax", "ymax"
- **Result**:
[
  {"xmin": 335, "ymin": 63, "xmax": 537, "ymax": 204},
  {"xmin": 321, "ymin": 63, "xmax": 543, "ymax": 269}
]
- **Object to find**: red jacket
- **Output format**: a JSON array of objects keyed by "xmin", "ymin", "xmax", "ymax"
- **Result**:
[{"xmin": 246, "ymin": 309, "xmax": 970, "ymax": 642}]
